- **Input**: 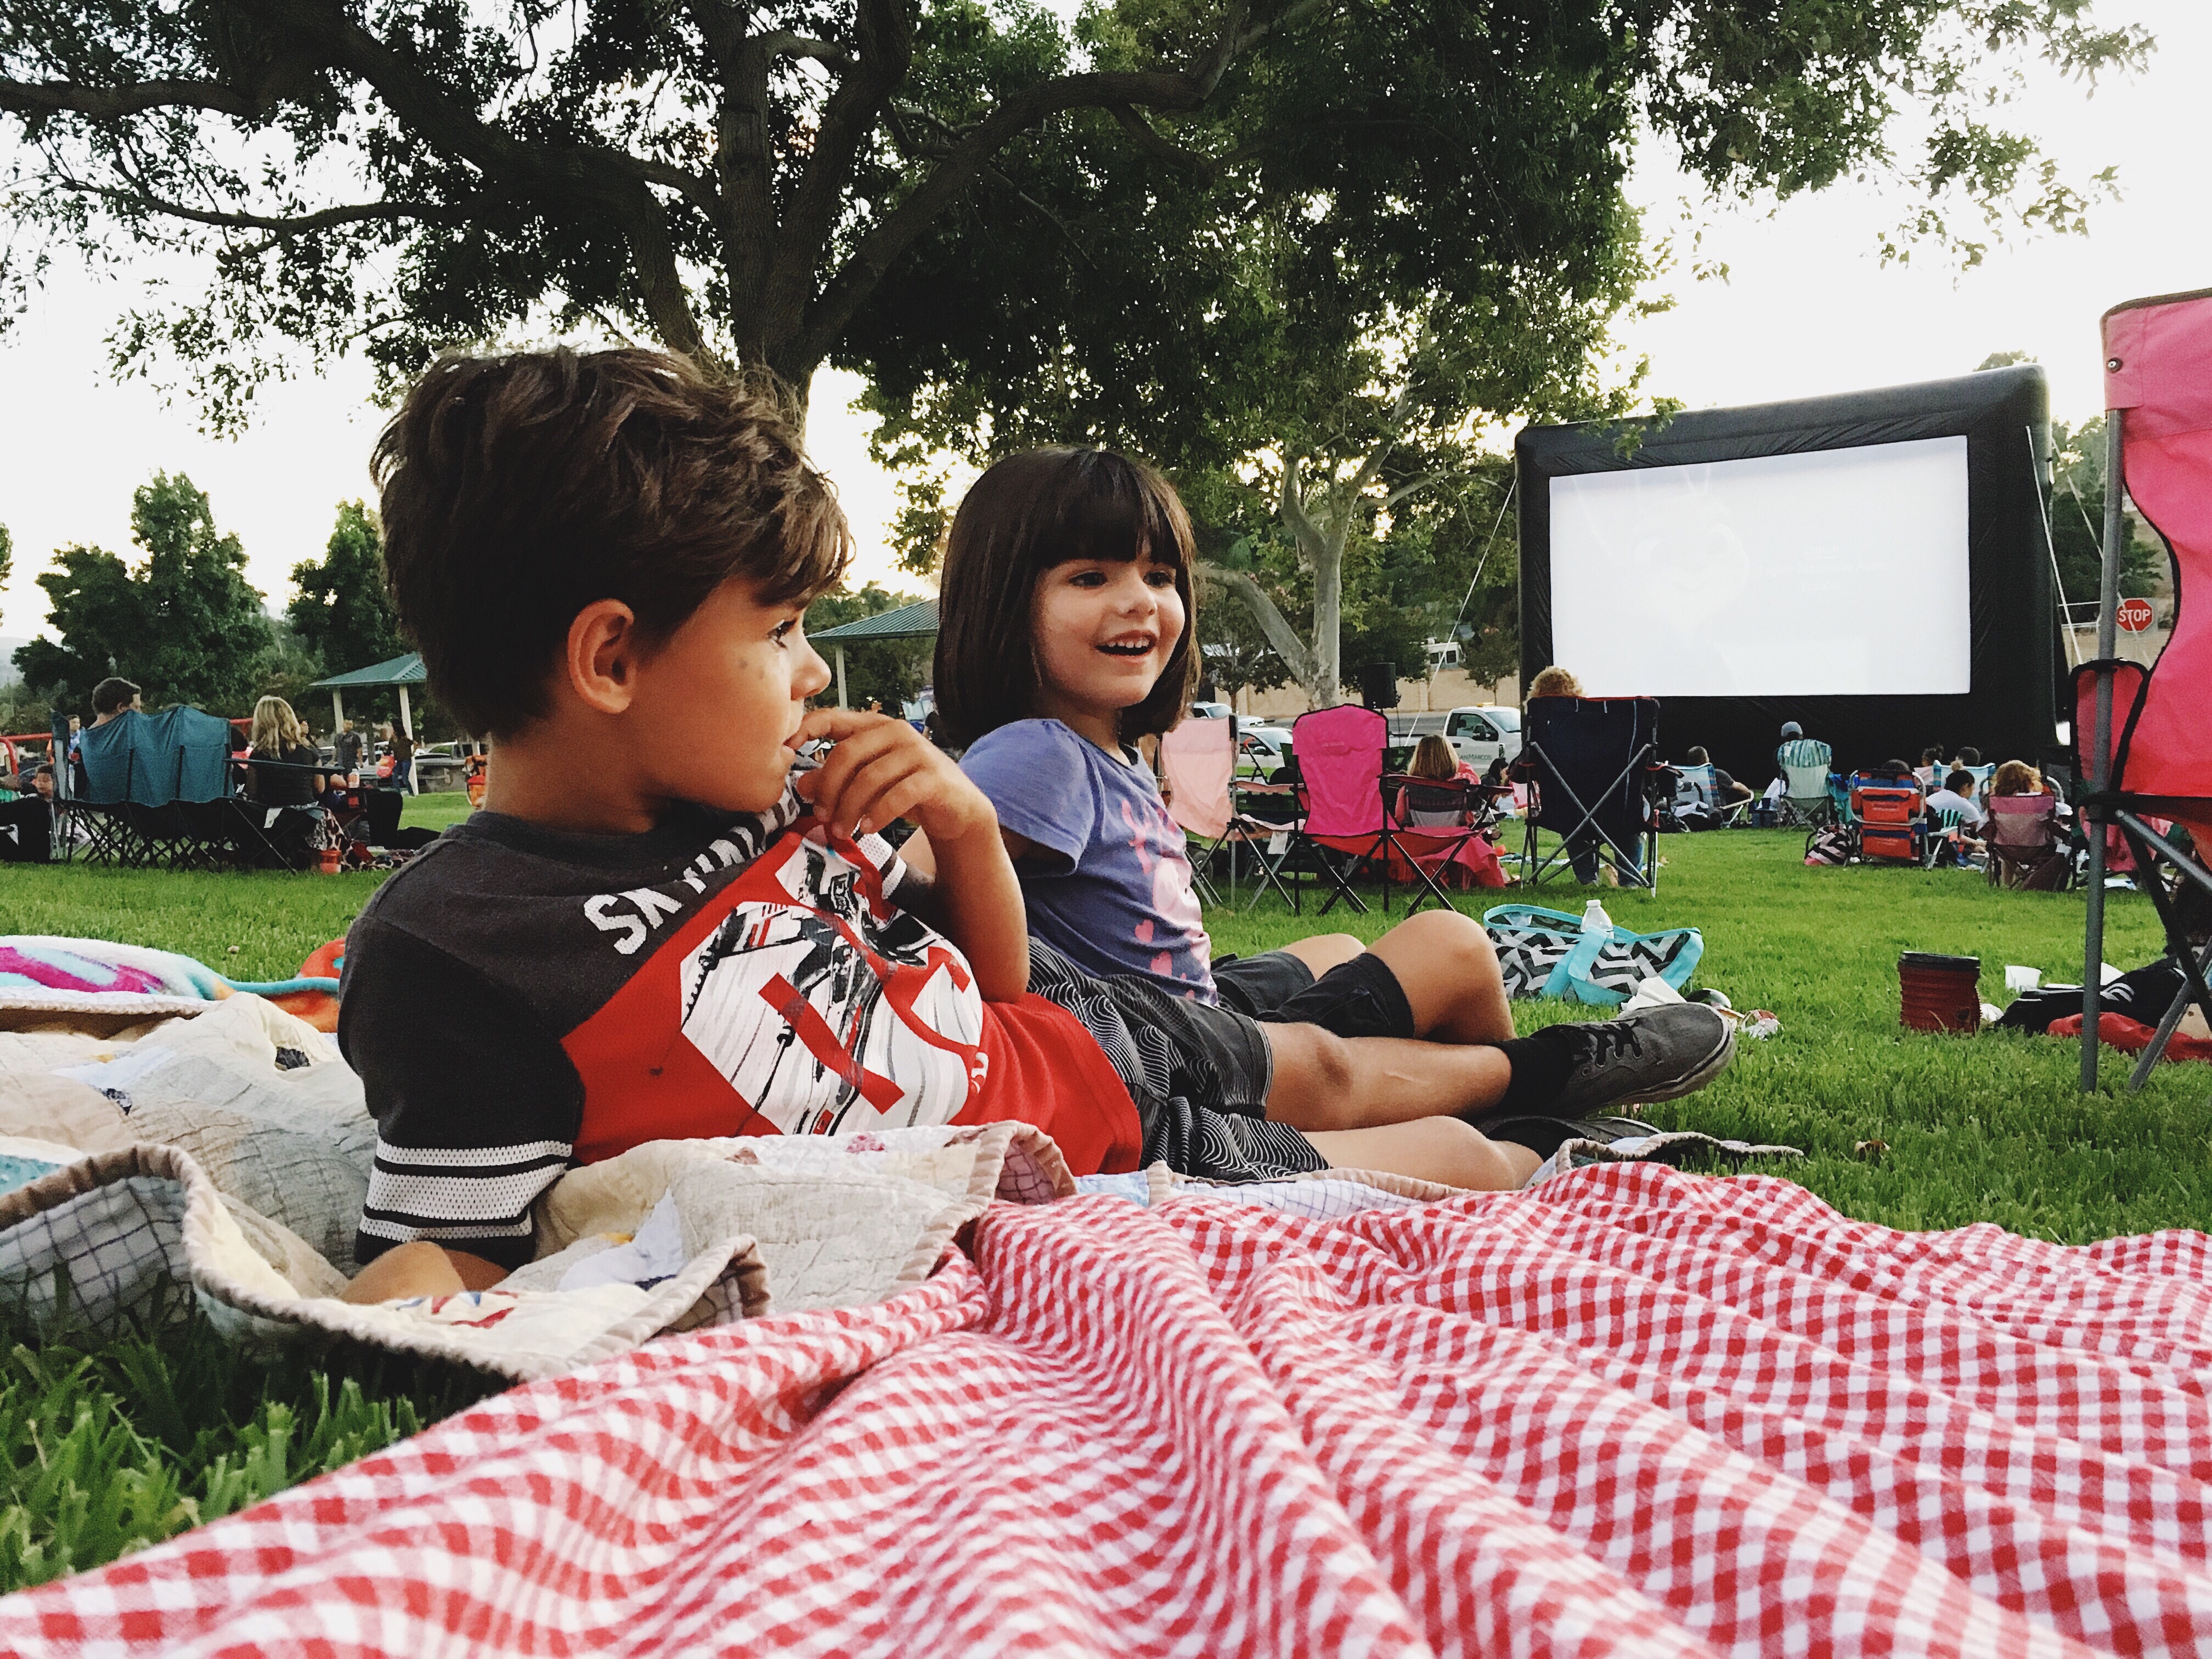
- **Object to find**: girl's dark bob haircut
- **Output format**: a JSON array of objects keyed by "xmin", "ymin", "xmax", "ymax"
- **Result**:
[{"xmin": 933, "ymin": 447, "xmax": 1198, "ymax": 748}]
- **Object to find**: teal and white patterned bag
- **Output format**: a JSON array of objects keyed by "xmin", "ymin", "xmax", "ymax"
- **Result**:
[{"xmin": 1482, "ymin": 904, "xmax": 1703, "ymax": 1006}]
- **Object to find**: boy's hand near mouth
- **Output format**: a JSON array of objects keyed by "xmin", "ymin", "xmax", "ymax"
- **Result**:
[{"xmin": 791, "ymin": 707, "xmax": 1029, "ymax": 1003}]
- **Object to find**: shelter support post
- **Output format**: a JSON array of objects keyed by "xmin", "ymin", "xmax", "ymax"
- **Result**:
[
  {"xmin": 331, "ymin": 691, "xmax": 345, "ymax": 737},
  {"xmin": 397, "ymin": 686, "xmax": 414, "ymax": 741},
  {"xmin": 836, "ymin": 647, "xmax": 849, "ymax": 710},
  {"xmin": 2081, "ymin": 411, "xmax": 2126, "ymax": 1091}
]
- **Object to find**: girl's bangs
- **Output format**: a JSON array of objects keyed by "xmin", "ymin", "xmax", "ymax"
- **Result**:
[{"xmin": 1032, "ymin": 455, "xmax": 1192, "ymax": 572}]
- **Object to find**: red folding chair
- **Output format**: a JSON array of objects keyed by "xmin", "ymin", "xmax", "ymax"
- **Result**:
[
  {"xmin": 1384, "ymin": 776, "xmax": 1505, "ymax": 913},
  {"xmin": 2078, "ymin": 286, "xmax": 2212, "ymax": 1090}
]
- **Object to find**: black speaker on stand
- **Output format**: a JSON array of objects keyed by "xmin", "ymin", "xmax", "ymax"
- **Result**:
[{"xmin": 1357, "ymin": 661, "xmax": 1397, "ymax": 712}]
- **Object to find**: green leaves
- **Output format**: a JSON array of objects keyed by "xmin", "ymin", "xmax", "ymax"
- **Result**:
[
  {"xmin": 289, "ymin": 501, "xmax": 405, "ymax": 676},
  {"xmin": 14, "ymin": 472, "xmax": 273, "ymax": 715}
]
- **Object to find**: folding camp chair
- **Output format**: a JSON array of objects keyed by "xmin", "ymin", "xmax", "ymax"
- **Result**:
[
  {"xmin": 219, "ymin": 755, "xmax": 332, "ymax": 871},
  {"xmin": 1774, "ymin": 737, "xmax": 1836, "ymax": 828},
  {"xmin": 1846, "ymin": 775, "xmax": 1927, "ymax": 865},
  {"xmin": 1158, "ymin": 716, "xmax": 1297, "ymax": 911},
  {"xmin": 1923, "ymin": 806, "xmax": 1970, "ymax": 868},
  {"xmin": 1517, "ymin": 697, "xmax": 1663, "ymax": 892},
  {"xmin": 1383, "ymin": 776, "xmax": 1499, "ymax": 913},
  {"xmin": 1983, "ymin": 794, "xmax": 2069, "ymax": 890},
  {"xmin": 1286, "ymin": 705, "xmax": 1391, "ymax": 915},
  {"xmin": 2078, "ymin": 286, "xmax": 2212, "ymax": 1091},
  {"xmin": 71, "ymin": 713, "xmax": 157, "ymax": 866},
  {"xmin": 1667, "ymin": 763, "xmax": 1748, "ymax": 830}
]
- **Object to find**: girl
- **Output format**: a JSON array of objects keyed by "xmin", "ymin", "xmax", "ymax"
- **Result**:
[
  {"xmin": 927, "ymin": 448, "xmax": 1588, "ymax": 1052},
  {"xmin": 244, "ymin": 696, "xmax": 326, "ymax": 808}
]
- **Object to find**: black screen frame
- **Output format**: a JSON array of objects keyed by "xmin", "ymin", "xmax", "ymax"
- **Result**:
[{"xmin": 1516, "ymin": 364, "xmax": 2057, "ymax": 786}]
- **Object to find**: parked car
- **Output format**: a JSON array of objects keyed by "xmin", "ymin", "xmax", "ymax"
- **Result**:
[
  {"xmin": 1188, "ymin": 701, "xmax": 1233, "ymax": 720},
  {"xmin": 1235, "ymin": 724, "xmax": 1294, "ymax": 778},
  {"xmin": 1442, "ymin": 706, "xmax": 1520, "ymax": 770}
]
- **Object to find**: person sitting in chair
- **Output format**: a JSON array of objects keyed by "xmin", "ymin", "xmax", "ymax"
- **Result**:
[
  {"xmin": 1683, "ymin": 747, "xmax": 1752, "ymax": 809},
  {"xmin": 1519, "ymin": 665, "xmax": 1640, "ymax": 885},
  {"xmin": 1925, "ymin": 768, "xmax": 1985, "ymax": 829},
  {"xmin": 1396, "ymin": 736, "xmax": 1474, "ymax": 827},
  {"xmin": 244, "ymin": 697, "xmax": 328, "ymax": 805},
  {"xmin": 0, "ymin": 763, "xmax": 57, "ymax": 862},
  {"xmin": 1923, "ymin": 767, "xmax": 1988, "ymax": 866}
]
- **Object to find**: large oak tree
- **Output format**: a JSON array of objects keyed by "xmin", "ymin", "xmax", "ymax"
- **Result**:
[{"xmin": 2, "ymin": 0, "xmax": 2145, "ymax": 444}]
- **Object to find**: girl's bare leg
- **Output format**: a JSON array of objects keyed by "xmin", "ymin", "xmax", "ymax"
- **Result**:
[
  {"xmin": 1304, "ymin": 1119, "xmax": 1541, "ymax": 1190},
  {"xmin": 1359, "ymin": 909, "xmax": 1516, "ymax": 1044},
  {"xmin": 1277, "ymin": 932, "xmax": 1364, "ymax": 977}
]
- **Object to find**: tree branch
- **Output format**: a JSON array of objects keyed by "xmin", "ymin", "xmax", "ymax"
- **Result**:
[
  {"xmin": 0, "ymin": 78, "xmax": 257, "ymax": 122},
  {"xmin": 752, "ymin": 32, "xmax": 854, "ymax": 66},
  {"xmin": 760, "ymin": 0, "xmax": 913, "ymax": 363},
  {"xmin": 1109, "ymin": 105, "xmax": 1221, "ymax": 175},
  {"xmin": 232, "ymin": 0, "xmax": 710, "ymax": 355},
  {"xmin": 1277, "ymin": 454, "xmax": 1328, "ymax": 566},
  {"xmin": 55, "ymin": 170, "xmax": 468, "ymax": 240},
  {"xmin": 1383, "ymin": 469, "xmax": 1455, "ymax": 510},
  {"xmin": 1200, "ymin": 563, "xmax": 1316, "ymax": 684}
]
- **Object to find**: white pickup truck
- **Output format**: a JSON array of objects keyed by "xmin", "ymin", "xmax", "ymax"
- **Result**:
[{"xmin": 1441, "ymin": 706, "xmax": 1521, "ymax": 769}]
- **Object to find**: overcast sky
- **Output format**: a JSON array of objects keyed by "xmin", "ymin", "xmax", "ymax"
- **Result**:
[{"xmin": 2, "ymin": 1, "xmax": 2204, "ymax": 641}]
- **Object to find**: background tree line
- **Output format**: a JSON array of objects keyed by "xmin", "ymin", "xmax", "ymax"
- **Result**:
[{"xmin": 5, "ymin": 483, "xmax": 453, "ymax": 737}]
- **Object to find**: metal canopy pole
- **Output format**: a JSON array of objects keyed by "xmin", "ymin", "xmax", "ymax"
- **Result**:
[
  {"xmin": 2081, "ymin": 410, "xmax": 2126, "ymax": 1091},
  {"xmin": 836, "ymin": 646, "xmax": 849, "ymax": 709}
]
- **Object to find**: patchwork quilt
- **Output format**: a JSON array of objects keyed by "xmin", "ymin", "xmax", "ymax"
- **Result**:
[{"xmin": 0, "ymin": 994, "xmax": 1081, "ymax": 1378}]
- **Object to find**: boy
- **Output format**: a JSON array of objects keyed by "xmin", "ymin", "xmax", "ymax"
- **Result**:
[{"xmin": 340, "ymin": 348, "xmax": 1734, "ymax": 1301}]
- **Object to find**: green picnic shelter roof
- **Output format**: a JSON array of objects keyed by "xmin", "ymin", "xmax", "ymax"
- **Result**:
[
  {"xmin": 810, "ymin": 599, "xmax": 938, "ymax": 642},
  {"xmin": 309, "ymin": 652, "xmax": 428, "ymax": 691}
]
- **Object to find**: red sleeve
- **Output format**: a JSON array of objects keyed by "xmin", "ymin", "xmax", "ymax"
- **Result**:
[{"xmin": 960, "ymin": 995, "xmax": 1143, "ymax": 1176}]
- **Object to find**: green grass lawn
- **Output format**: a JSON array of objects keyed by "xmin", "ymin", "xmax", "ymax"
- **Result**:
[{"xmin": 1, "ymin": 813, "xmax": 2205, "ymax": 1591}]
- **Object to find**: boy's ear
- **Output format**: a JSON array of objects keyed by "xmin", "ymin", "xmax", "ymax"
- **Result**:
[{"xmin": 566, "ymin": 599, "xmax": 645, "ymax": 715}]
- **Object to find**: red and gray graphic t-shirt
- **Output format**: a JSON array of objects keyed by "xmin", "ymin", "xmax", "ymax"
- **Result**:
[{"xmin": 339, "ymin": 788, "xmax": 1141, "ymax": 1267}]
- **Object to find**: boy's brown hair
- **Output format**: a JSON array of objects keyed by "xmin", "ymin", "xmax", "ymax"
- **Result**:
[
  {"xmin": 933, "ymin": 448, "xmax": 1197, "ymax": 748},
  {"xmin": 373, "ymin": 347, "xmax": 849, "ymax": 736}
]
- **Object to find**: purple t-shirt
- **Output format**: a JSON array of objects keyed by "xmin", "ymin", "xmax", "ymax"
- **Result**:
[{"xmin": 961, "ymin": 719, "xmax": 1214, "ymax": 1000}]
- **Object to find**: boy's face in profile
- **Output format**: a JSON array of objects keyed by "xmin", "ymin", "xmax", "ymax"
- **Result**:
[{"xmin": 628, "ymin": 575, "xmax": 833, "ymax": 815}]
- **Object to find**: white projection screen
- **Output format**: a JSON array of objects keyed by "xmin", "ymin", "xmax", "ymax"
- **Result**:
[{"xmin": 1548, "ymin": 436, "xmax": 1972, "ymax": 698}]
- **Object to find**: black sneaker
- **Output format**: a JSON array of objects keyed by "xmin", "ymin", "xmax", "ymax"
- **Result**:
[{"xmin": 1496, "ymin": 1004, "xmax": 1736, "ymax": 1124}]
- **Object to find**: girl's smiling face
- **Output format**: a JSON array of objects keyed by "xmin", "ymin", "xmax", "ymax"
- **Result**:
[{"xmin": 1029, "ymin": 553, "xmax": 1187, "ymax": 747}]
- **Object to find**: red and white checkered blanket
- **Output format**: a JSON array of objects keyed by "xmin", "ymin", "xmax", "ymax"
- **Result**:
[{"xmin": 12, "ymin": 1163, "xmax": 2212, "ymax": 1658}]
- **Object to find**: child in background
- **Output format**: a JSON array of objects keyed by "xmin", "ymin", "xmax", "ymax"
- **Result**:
[{"xmin": 922, "ymin": 445, "xmax": 1730, "ymax": 1124}]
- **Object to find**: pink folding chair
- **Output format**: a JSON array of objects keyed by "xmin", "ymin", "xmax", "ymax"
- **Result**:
[
  {"xmin": 1983, "ymin": 793, "xmax": 2067, "ymax": 890},
  {"xmin": 1288, "ymin": 705, "xmax": 1389, "ymax": 915},
  {"xmin": 2078, "ymin": 286, "xmax": 2212, "ymax": 1089},
  {"xmin": 1157, "ymin": 717, "xmax": 1298, "ymax": 910}
]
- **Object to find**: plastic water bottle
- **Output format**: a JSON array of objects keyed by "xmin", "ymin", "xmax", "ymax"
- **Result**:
[{"xmin": 1582, "ymin": 898, "xmax": 1612, "ymax": 935}]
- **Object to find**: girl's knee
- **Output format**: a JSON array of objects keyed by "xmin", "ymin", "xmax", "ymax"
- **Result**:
[{"xmin": 1384, "ymin": 907, "xmax": 1499, "ymax": 977}]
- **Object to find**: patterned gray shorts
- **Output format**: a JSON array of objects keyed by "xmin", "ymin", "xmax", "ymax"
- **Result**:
[{"xmin": 1026, "ymin": 943, "xmax": 1328, "ymax": 1182}]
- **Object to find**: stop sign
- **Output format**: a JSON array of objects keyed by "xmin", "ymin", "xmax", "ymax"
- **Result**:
[{"xmin": 2117, "ymin": 596, "xmax": 2155, "ymax": 633}]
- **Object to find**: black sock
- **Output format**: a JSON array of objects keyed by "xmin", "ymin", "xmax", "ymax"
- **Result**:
[{"xmin": 1483, "ymin": 1028, "xmax": 1576, "ymax": 1121}]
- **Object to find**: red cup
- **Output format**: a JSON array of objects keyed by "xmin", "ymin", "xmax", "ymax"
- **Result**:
[{"xmin": 1900, "ymin": 951, "xmax": 1980, "ymax": 1033}]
